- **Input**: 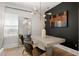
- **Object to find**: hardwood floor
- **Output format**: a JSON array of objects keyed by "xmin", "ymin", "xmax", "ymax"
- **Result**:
[
  {"xmin": 53, "ymin": 47, "xmax": 75, "ymax": 56},
  {"xmin": 4, "ymin": 46, "xmax": 30, "ymax": 56},
  {"xmin": 4, "ymin": 46, "xmax": 75, "ymax": 56}
]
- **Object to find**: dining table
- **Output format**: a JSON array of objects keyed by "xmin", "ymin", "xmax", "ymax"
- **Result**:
[{"xmin": 31, "ymin": 35, "xmax": 65, "ymax": 56}]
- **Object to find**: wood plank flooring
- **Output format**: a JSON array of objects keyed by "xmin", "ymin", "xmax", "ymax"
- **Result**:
[
  {"xmin": 4, "ymin": 46, "xmax": 75, "ymax": 56},
  {"xmin": 53, "ymin": 47, "xmax": 75, "ymax": 56}
]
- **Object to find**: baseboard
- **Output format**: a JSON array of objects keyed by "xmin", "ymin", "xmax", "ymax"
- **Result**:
[{"xmin": 54, "ymin": 44, "xmax": 78, "ymax": 56}]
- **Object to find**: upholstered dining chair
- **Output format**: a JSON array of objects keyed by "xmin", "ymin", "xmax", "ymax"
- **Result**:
[
  {"xmin": 22, "ymin": 34, "xmax": 33, "ymax": 55},
  {"xmin": 22, "ymin": 34, "xmax": 46, "ymax": 56}
]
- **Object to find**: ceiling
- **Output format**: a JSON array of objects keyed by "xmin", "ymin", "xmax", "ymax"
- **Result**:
[{"xmin": 5, "ymin": 2, "xmax": 61, "ymax": 15}]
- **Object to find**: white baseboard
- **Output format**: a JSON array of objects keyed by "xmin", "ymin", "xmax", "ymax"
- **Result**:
[{"xmin": 54, "ymin": 44, "xmax": 79, "ymax": 56}]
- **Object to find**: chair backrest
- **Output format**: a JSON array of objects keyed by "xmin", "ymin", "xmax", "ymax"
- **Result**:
[
  {"xmin": 24, "ymin": 34, "xmax": 31, "ymax": 41},
  {"xmin": 23, "ymin": 34, "xmax": 33, "ymax": 55},
  {"xmin": 24, "ymin": 42, "xmax": 33, "ymax": 55}
]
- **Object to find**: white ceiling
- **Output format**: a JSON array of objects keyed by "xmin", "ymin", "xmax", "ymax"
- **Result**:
[{"xmin": 5, "ymin": 2, "xmax": 61, "ymax": 14}]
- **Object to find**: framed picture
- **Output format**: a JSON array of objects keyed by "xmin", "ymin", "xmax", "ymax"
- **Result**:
[{"xmin": 50, "ymin": 11, "xmax": 68, "ymax": 28}]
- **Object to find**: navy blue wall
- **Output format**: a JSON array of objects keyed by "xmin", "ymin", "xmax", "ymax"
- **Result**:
[{"xmin": 45, "ymin": 2, "xmax": 78, "ymax": 50}]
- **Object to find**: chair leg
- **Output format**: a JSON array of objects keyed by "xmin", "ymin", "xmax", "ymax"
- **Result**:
[
  {"xmin": 22, "ymin": 49, "xmax": 25, "ymax": 55},
  {"xmin": 32, "ymin": 48, "xmax": 34, "ymax": 56}
]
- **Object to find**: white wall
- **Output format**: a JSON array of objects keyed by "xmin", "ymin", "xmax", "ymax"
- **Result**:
[
  {"xmin": 31, "ymin": 14, "xmax": 41, "ymax": 36},
  {"xmin": 18, "ymin": 14, "xmax": 42, "ymax": 37},
  {"xmin": 18, "ymin": 17, "xmax": 25, "ymax": 35},
  {"xmin": 5, "ymin": 3, "xmax": 42, "ymax": 36},
  {"xmin": 0, "ymin": 3, "xmax": 5, "ymax": 49}
]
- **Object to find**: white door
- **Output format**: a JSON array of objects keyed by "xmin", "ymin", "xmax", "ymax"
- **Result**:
[{"xmin": 3, "ymin": 12, "xmax": 19, "ymax": 48}]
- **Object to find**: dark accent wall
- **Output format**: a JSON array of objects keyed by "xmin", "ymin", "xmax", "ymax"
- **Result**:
[
  {"xmin": 78, "ymin": 3, "xmax": 79, "ymax": 51},
  {"xmin": 45, "ymin": 2, "xmax": 79, "ymax": 50}
]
